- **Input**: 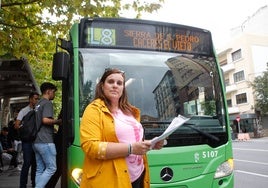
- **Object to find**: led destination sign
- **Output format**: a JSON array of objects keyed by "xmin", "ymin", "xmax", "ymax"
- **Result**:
[
  {"xmin": 81, "ymin": 19, "xmax": 212, "ymax": 55},
  {"xmin": 123, "ymin": 30, "xmax": 199, "ymax": 52}
]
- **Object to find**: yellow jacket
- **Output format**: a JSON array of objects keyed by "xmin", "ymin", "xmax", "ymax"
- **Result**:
[{"xmin": 80, "ymin": 99, "xmax": 150, "ymax": 188}]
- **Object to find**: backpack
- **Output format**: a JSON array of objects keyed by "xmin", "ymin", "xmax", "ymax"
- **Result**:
[{"xmin": 19, "ymin": 104, "xmax": 42, "ymax": 142}]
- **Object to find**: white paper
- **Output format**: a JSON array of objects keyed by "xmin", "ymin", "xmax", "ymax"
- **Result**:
[{"xmin": 150, "ymin": 115, "xmax": 190, "ymax": 148}]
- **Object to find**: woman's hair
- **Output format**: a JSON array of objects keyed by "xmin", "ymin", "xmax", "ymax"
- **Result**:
[{"xmin": 94, "ymin": 68, "xmax": 134, "ymax": 115}]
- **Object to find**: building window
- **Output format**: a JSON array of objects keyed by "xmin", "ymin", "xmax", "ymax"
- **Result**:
[
  {"xmin": 231, "ymin": 49, "xmax": 242, "ymax": 61},
  {"xmin": 227, "ymin": 99, "xmax": 232, "ymax": 107},
  {"xmin": 233, "ymin": 70, "xmax": 245, "ymax": 82},
  {"xmin": 236, "ymin": 93, "xmax": 247, "ymax": 104}
]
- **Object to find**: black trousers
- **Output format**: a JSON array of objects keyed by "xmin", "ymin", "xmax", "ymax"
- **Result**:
[
  {"xmin": 7, "ymin": 150, "xmax": 18, "ymax": 167},
  {"xmin": 131, "ymin": 170, "xmax": 145, "ymax": 188}
]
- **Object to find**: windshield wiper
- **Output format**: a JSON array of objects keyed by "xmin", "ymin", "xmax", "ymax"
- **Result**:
[
  {"xmin": 183, "ymin": 123, "xmax": 220, "ymax": 142},
  {"xmin": 142, "ymin": 121, "xmax": 220, "ymax": 142},
  {"xmin": 141, "ymin": 121, "xmax": 171, "ymax": 124}
]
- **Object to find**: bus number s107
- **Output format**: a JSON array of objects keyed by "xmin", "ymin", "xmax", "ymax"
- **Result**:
[{"xmin": 202, "ymin": 150, "xmax": 218, "ymax": 159}]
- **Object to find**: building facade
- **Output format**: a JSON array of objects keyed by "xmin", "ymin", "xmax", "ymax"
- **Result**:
[{"xmin": 217, "ymin": 5, "xmax": 268, "ymax": 137}]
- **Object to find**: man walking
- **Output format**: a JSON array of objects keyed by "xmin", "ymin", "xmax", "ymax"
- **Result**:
[
  {"xmin": 15, "ymin": 91, "xmax": 39, "ymax": 188},
  {"xmin": 32, "ymin": 82, "xmax": 61, "ymax": 188}
]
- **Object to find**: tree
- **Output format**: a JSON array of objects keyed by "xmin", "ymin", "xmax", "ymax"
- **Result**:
[
  {"xmin": 0, "ymin": 0, "xmax": 163, "ymax": 114},
  {"xmin": 0, "ymin": 0, "xmax": 163, "ymax": 58},
  {"xmin": 252, "ymin": 64, "xmax": 268, "ymax": 114},
  {"xmin": 201, "ymin": 100, "xmax": 216, "ymax": 116}
]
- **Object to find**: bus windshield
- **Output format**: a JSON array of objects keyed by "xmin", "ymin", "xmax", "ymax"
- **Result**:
[{"xmin": 79, "ymin": 48, "xmax": 227, "ymax": 148}]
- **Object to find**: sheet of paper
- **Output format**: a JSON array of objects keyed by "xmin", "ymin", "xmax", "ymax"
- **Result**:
[{"xmin": 150, "ymin": 115, "xmax": 190, "ymax": 148}]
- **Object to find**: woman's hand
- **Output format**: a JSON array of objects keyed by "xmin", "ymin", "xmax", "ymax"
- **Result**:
[
  {"xmin": 131, "ymin": 141, "xmax": 151, "ymax": 155},
  {"xmin": 152, "ymin": 139, "xmax": 165, "ymax": 150}
]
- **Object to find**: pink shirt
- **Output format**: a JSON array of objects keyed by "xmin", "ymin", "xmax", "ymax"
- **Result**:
[{"xmin": 112, "ymin": 109, "xmax": 144, "ymax": 182}]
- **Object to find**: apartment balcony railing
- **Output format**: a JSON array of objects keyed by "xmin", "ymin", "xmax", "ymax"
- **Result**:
[
  {"xmin": 226, "ymin": 83, "xmax": 237, "ymax": 93},
  {"xmin": 228, "ymin": 106, "xmax": 240, "ymax": 114},
  {"xmin": 221, "ymin": 63, "xmax": 235, "ymax": 73}
]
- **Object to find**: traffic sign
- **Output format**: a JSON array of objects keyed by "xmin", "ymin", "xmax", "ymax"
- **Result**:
[{"xmin": 236, "ymin": 116, "xmax": 240, "ymax": 122}]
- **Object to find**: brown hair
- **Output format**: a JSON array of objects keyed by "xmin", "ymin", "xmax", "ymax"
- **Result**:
[{"xmin": 94, "ymin": 68, "xmax": 134, "ymax": 115}]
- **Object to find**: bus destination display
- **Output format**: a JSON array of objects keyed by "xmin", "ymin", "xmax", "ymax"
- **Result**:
[{"xmin": 82, "ymin": 20, "xmax": 212, "ymax": 55}]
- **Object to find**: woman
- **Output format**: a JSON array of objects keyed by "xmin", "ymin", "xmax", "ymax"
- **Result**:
[{"xmin": 80, "ymin": 68, "xmax": 164, "ymax": 188}]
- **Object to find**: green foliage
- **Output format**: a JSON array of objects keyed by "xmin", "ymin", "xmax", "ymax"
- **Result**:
[
  {"xmin": 201, "ymin": 100, "xmax": 216, "ymax": 116},
  {"xmin": 0, "ymin": 0, "xmax": 163, "ymax": 115},
  {"xmin": 252, "ymin": 65, "xmax": 268, "ymax": 114}
]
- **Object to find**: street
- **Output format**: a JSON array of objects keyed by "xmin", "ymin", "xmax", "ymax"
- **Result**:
[{"xmin": 233, "ymin": 137, "xmax": 268, "ymax": 188}]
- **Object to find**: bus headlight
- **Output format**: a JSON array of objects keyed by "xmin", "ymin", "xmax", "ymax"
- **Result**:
[
  {"xmin": 71, "ymin": 168, "xmax": 83, "ymax": 186},
  {"xmin": 214, "ymin": 159, "xmax": 234, "ymax": 178}
]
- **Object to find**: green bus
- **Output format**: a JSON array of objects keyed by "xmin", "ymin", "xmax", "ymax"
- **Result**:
[{"xmin": 52, "ymin": 17, "xmax": 234, "ymax": 188}]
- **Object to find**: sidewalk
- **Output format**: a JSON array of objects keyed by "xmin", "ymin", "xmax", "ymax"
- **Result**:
[
  {"xmin": 0, "ymin": 164, "xmax": 23, "ymax": 188},
  {"xmin": 232, "ymin": 134, "xmax": 268, "ymax": 142},
  {"xmin": 0, "ymin": 163, "xmax": 60, "ymax": 188}
]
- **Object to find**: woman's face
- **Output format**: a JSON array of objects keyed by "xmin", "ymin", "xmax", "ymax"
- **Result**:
[{"xmin": 102, "ymin": 73, "xmax": 124, "ymax": 102}]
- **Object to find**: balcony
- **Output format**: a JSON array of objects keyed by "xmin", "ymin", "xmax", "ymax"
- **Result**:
[
  {"xmin": 228, "ymin": 106, "xmax": 240, "ymax": 114},
  {"xmin": 226, "ymin": 84, "xmax": 237, "ymax": 93},
  {"xmin": 221, "ymin": 63, "xmax": 235, "ymax": 73}
]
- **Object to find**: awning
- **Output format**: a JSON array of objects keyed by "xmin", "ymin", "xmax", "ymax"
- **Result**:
[
  {"xmin": 229, "ymin": 113, "xmax": 257, "ymax": 121},
  {"xmin": 0, "ymin": 57, "xmax": 40, "ymax": 98}
]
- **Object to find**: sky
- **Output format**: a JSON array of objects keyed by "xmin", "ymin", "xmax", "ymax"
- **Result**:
[{"xmin": 122, "ymin": 0, "xmax": 268, "ymax": 49}]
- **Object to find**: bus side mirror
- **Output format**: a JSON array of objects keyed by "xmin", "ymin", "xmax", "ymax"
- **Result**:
[{"xmin": 52, "ymin": 52, "xmax": 69, "ymax": 80}]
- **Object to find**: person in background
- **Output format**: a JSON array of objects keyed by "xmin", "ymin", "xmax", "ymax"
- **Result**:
[
  {"xmin": 15, "ymin": 91, "xmax": 40, "ymax": 188},
  {"xmin": 0, "ymin": 142, "xmax": 4, "ymax": 172},
  {"xmin": 32, "ymin": 82, "xmax": 62, "ymax": 188},
  {"xmin": 0, "ymin": 127, "xmax": 19, "ymax": 170},
  {"xmin": 80, "ymin": 68, "xmax": 164, "ymax": 188},
  {"xmin": 9, "ymin": 118, "xmax": 23, "ymax": 164},
  {"xmin": 7, "ymin": 119, "xmax": 19, "ymax": 152}
]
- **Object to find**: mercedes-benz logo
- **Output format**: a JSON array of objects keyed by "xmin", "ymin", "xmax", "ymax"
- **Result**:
[{"xmin": 160, "ymin": 167, "xmax": 173, "ymax": 182}]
